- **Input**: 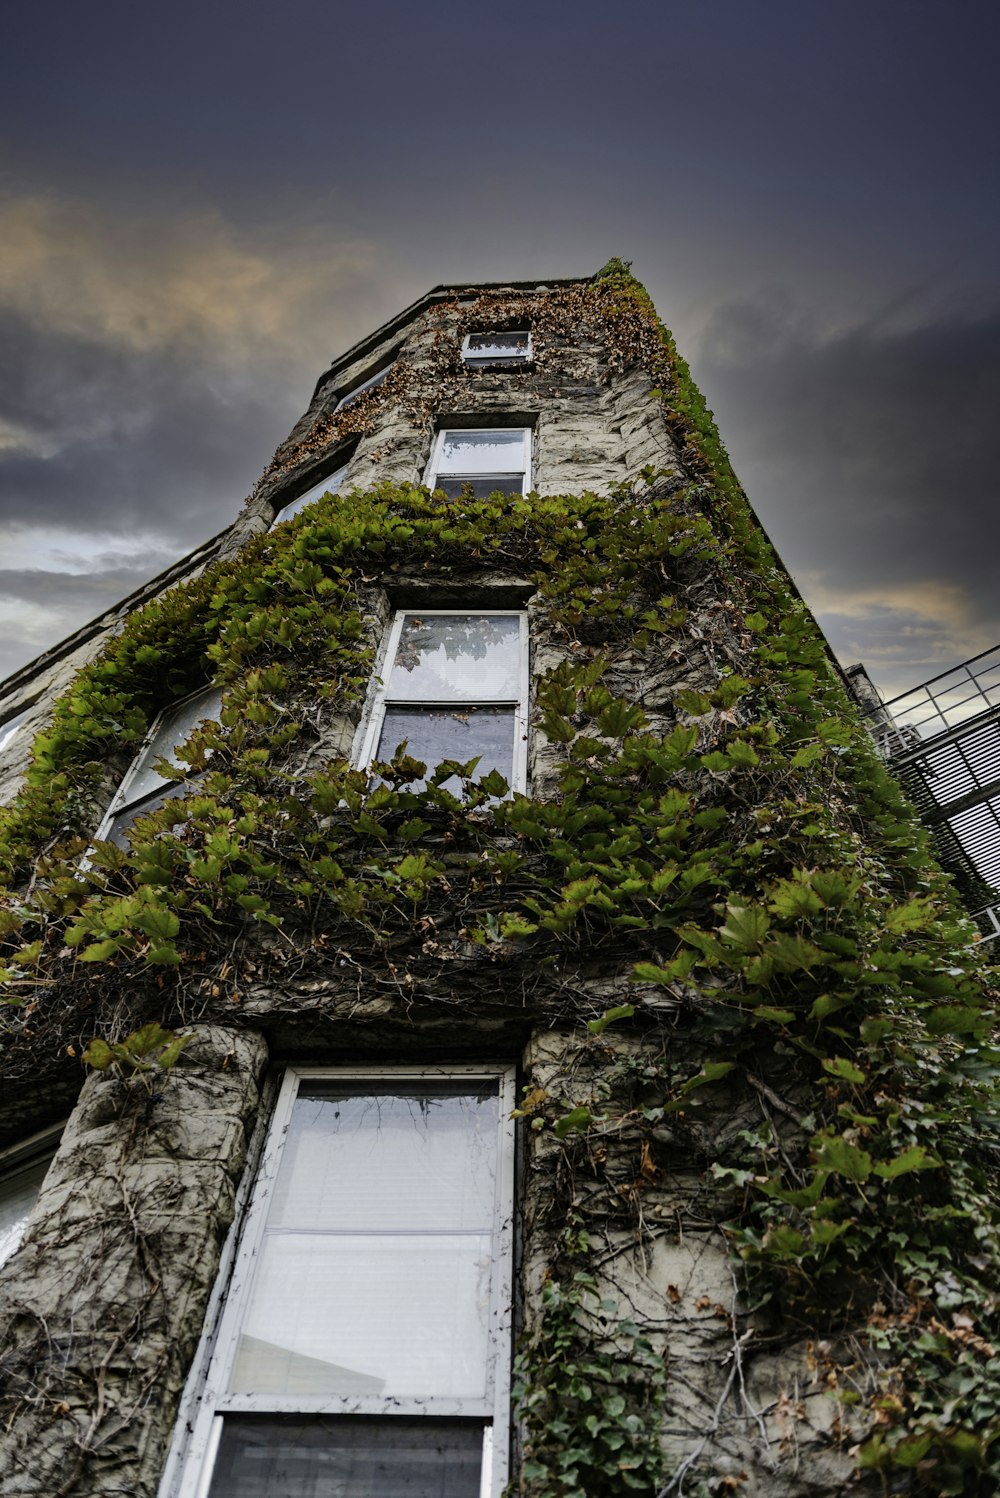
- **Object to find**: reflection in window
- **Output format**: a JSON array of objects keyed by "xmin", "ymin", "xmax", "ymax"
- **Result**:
[
  {"xmin": 102, "ymin": 687, "xmax": 223, "ymax": 849},
  {"xmin": 270, "ymin": 462, "xmax": 349, "ymax": 528},
  {"xmin": 461, "ymin": 331, "xmax": 531, "ymax": 367},
  {"xmin": 0, "ymin": 707, "xmax": 29, "ymax": 755},
  {"xmin": 361, "ymin": 612, "xmax": 528, "ymax": 795},
  {"xmin": 0, "ymin": 1128, "xmax": 61, "ymax": 1270},
  {"xmin": 426, "ymin": 428, "xmax": 530, "ymax": 501},
  {"xmin": 172, "ymin": 1067, "xmax": 515, "ymax": 1498}
]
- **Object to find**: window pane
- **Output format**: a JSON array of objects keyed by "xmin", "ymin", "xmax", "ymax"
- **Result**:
[
  {"xmin": 376, "ymin": 707, "xmax": 514, "ymax": 791},
  {"xmin": 269, "ymin": 1086, "xmax": 499, "ymax": 1232},
  {"xmin": 388, "ymin": 616, "xmax": 521, "ymax": 702},
  {"xmin": 106, "ymin": 780, "xmax": 196, "ymax": 850},
  {"xmin": 0, "ymin": 1156, "xmax": 51, "ymax": 1269},
  {"xmin": 437, "ymin": 431, "xmax": 524, "ymax": 475},
  {"xmin": 337, "ymin": 366, "xmax": 391, "ymax": 411},
  {"xmin": 433, "ymin": 476, "xmax": 525, "ymax": 501},
  {"xmin": 273, "ymin": 464, "xmax": 348, "ymax": 525},
  {"xmin": 209, "ymin": 1417, "xmax": 482, "ymax": 1498},
  {"xmin": 231, "ymin": 1233, "xmax": 492, "ymax": 1399},
  {"xmin": 465, "ymin": 332, "xmax": 529, "ymax": 360},
  {"xmin": 0, "ymin": 709, "xmax": 28, "ymax": 755},
  {"xmin": 122, "ymin": 688, "xmax": 222, "ymax": 805}
]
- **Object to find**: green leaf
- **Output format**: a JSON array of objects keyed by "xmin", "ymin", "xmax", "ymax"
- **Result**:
[
  {"xmin": 821, "ymin": 1057, "xmax": 866, "ymax": 1085},
  {"xmin": 873, "ymin": 1146, "xmax": 939, "ymax": 1180},
  {"xmin": 811, "ymin": 1132, "xmax": 872, "ymax": 1182},
  {"xmin": 554, "ymin": 1107, "xmax": 593, "ymax": 1139},
  {"xmin": 675, "ymin": 689, "xmax": 711, "ymax": 716},
  {"xmin": 587, "ymin": 1004, "xmax": 635, "ymax": 1035},
  {"xmin": 78, "ymin": 938, "xmax": 123, "ymax": 962},
  {"xmin": 719, "ymin": 904, "xmax": 769, "ymax": 951},
  {"xmin": 82, "ymin": 1038, "xmax": 115, "ymax": 1070}
]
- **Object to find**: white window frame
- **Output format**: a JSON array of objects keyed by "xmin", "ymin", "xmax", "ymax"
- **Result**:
[
  {"xmin": 356, "ymin": 609, "xmax": 530, "ymax": 795},
  {"xmin": 334, "ymin": 362, "xmax": 393, "ymax": 412},
  {"xmin": 270, "ymin": 459, "xmax": 350, "ymax": 528},
  {"xmin": 168, "ymin": 1064, "xmax": 517, "ymax": 1498},
  {"xmin": 0, "ymin": 1121, "xmax": 63, "ymax": 1271},
  {"xmin": 95, "ymin": 685, "xmax": 223, "ymax": 848},
  {"xmin": 424, "ymin": 426, "xmax": 532, "ymax": 499},
  {"xmin": 461, "ymin": 331, "xmax": 532, "ymax": 367}
]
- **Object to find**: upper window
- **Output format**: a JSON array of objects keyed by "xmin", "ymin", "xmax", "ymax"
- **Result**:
[
  {"xmin": 461, "ymin": 331, "xmax": 531, "ymax": 367},
  {"xmin": 0, "ymin": 1125, "xmax": 61, "ymax": 1271},
  {"xmin": 171, "ymin": 1065, "xmax": 516, "ymax": 1498},
  {"xmin": 334, "ymin": 363, "xmax": 393, "ymax": 412},
  {"xmin": 100, "ymin": 687, "xmax": 223, "ymax": 849},
  {"xmin": 359, "ymin": 611, "xmax": 529, "ymax": 796},
  {"xmin": 270, "ymin": 461, "xmax": 350, "ymax": 528},
  {"xmin": 426, "ymin": 428, "xmax": 531, "ymax": 501}
]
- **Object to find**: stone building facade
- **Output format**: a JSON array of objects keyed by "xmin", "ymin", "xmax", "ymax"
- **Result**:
[{"xmin": 0, "ymin": 266, "xmax": 997, "ymax": 1498}]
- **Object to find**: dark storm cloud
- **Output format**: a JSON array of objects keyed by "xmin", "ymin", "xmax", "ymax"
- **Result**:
[{"xmin": 693, "ymin": 293, "xmax": 1000, "ymax": 692}]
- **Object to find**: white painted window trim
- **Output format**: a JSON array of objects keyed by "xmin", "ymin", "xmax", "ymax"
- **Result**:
[
  {"xmin": 93, "ymin": 685, "xmax": 224, "ymax": 846},
  {"xmin": 423, "ymin": 426, "xmax": 532, "ymax": 496},
  {"xmin": 170, "ymin": 1063, "xmax": 517, "ymax": 1498},
  {"xmin": 355, "ymin": 609, "xmax": 530, "ymax": 796},
  {"xmin": 461, "ymin": 331, "xmax": 532, "ymax": 365}
]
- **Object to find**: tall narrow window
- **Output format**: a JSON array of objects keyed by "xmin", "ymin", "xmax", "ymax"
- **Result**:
[
  {"xmin": 270, "ymin": 460, "xmax": 350, "ymax": 528},
  {"xmin": 426, "ymin": 428, "xmax": 531, "ymax": 500},
  {"xmin": 100, "ymin": 686, "xmax": 223, "ymax": 849},
  {"xmin": 359, "ymin": 611, "xmax": 529, "ymax": 795},
  {"xmin": 171, "ymin": 1066, "xmax": 516, "ymax": 1498}
]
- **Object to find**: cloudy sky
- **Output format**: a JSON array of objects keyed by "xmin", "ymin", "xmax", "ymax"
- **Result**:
[{"xmin": 1, "ymin": 0, "xmax": 997, "ymax": 701}]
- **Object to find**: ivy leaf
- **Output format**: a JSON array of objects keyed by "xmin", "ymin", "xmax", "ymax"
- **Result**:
[
  {"xmin": 587, "ymin": 1004, "xmax": 635, "ymax": 1035},
  {"xmin": 82, "ymin": 1038, "xmax": 115, "ymax": 1070},
  {"xmin": 719, "ymin": 905, "xmax": 769, "ymax": 951},
  {"xmin": 554, "ymin": 1107, "xmax": 593, "ymax": 1139},
  {"xmin": 811, "ymin": 1132, "xmax": 872, "ymax": 1182},
  {"xmin": 821, "ymin": 1057, "xmax": 866, "ymax": 1085},
  {"xmin": 873, "ymin": 1146, "xmax": 939, "ymax": 1180},
  {"xmin": 675, "ymin": 689, "xmax": 712, "ymax": 716}
]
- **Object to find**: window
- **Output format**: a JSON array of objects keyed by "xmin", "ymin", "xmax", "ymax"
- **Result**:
[
  {"xmin": 425, "ymin": 428, "xmax": 531, "ymax": 501},
  {"xmin": 461, "ymin": 331, "xmax": 531, "ymax": 367},
  {"xmin": 100, "ymin": 686, "xmax": 223, "ymax": 849},
  {"xmin": 359, "ymin": 611, "xmax": 529, "ymax": 795},
  {"xmin": 270, "ymin": 461, "xmax": 350, "ymax": 528},
  {"xmin": 0, "ymin": 1124, "xmax": 61, "ymax": 1270},
  {"xmin": 335, "ymin": 363, "xmax": 393, "ymax": 412},
  {"xmin": 0, "ymin": 707, "xmax": 28, "ymax": 755},
  {"xmin": 172, "ymin": 1066, "xmax": 516, "ymax": 1498}
]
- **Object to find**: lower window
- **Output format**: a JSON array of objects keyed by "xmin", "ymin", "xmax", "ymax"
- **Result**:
[{"xmin": 170, "ymin": 1067, "xmax": 515, "ymax": 1498}]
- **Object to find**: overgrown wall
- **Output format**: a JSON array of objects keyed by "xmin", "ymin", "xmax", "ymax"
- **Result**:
[{"xmin": 0, "ymin": 267, "xmax": 998, "ymax": 1498}]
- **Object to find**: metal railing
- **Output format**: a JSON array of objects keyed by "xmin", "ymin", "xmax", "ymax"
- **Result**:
[{"xmin": 858, "ymin": 646, "xmax": 1000, "ymax": 946}]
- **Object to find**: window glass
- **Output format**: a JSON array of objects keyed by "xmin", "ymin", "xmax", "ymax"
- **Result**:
[
  {"xmin": 0, "ymin": 1154, "xmax": 52, "ymax": 1269},
  {"xmin": 387, "ymin": 616, "xmax": 521, "ymax": 702},
  {"xmin": 210, "ymin": 1417, "xmax": 483, "ymax": 1498},
  {"xmin": 376, "ymin": 708, "xmax": 514, "ymax": 795},
  {"xmin": 231, "ymin": 1084, "xmax": 499, "ymax": 1402},
  {"xmin": 105, "ymin": 686, "xmax": 223, "ymax": 847},
  {"xmin": 272, "ymin": 463, "xmax": 349, "ymax": 527},
  {"xmin": 437, "ymin": 430, "xmax": 525, "ymax": 475},
  {"xmin": 336, "ymin": 365, "xmax": 392, "ymax": 412},
  {"xmin": 0, "ymin": 708, "xmax": 28, "ymax": 755},
  {"xmin": 463, "ymin": 331, "xmax": 530, "ymax": 365}
]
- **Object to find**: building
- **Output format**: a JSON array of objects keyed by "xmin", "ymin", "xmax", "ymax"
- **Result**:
[{"xmin": 1, "ymin": 263, "xmax": 998, "ymax": 1497}]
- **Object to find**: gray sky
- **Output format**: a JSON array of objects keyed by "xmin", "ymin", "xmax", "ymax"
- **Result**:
[{"xmin": 1, "ymin": 0, "xmax": 998, "ymax": 700}]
